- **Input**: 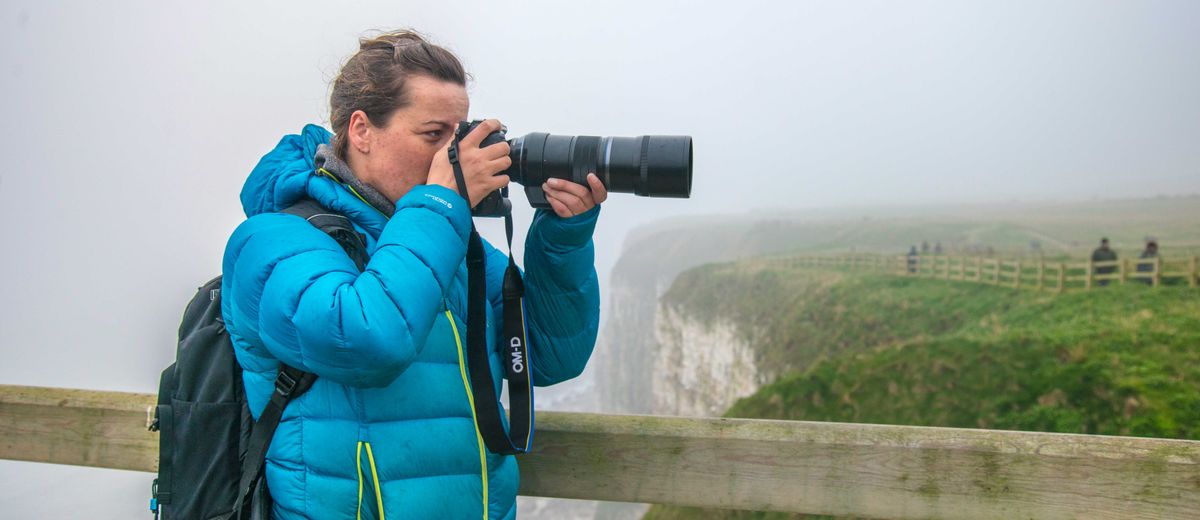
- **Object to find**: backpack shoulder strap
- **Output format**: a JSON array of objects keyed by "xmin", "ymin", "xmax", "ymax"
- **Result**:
[
  {"xmin": 230, "ymin": 364, "xmax": 315, "ymax": 520},
  {"xmin": 280, "ymin": 198, "xmax": 369, "ymax": 271},
  {"xmin": 229, "ymin": 199, "xmax": 366, "ymax": 520}
]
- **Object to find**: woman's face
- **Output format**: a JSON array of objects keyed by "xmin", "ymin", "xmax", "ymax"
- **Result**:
[{"xmin": 349, "ymin": 75, "xmax": 469, "ymax": 203}]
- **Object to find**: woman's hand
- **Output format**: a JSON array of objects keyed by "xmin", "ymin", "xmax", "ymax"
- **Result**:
[
  {"xmin": 427, "ymin": 119, "xmax": 511, "ymax": 208},
  {"xmin": 543, "ymin": 173, "xmax": 608, "ymax": 218}
]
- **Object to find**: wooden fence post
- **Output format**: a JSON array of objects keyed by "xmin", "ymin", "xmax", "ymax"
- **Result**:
[
  {"xmin": 1190, "ymin": 256, "xmax": 1198, "ymax": 288},
  {"xmin": 1153, "ymin": 257, "xmax": 1162, "ymax": 287},
  {"xmin": 994, "ymin": 260, "xmax": 1001, "ymax": 285},
  {"xmin": 1057, "ymin": 263, "xmax": 1066, "ymax": 293},
  {"xmin": 1014, "ymin": 261, "xmax": 1022, "ymax": 290},
  {"xmin": 976, "ymin": 257, "xmax": 983, "ymax": 283},
  {"xmin": 1085, "ymin": 260, "xmax": 1093, "ymax": 290},
  {"xmin": 1120, "ymin": 258, "xmax": 1128, "ymax": 285},
  {"xmin": 1037, "ymin": 261, "xmax": 1045, "ymax": 292}
]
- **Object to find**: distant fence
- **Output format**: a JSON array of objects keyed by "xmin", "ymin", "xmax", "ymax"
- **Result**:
[
  {"xmin": 2, "ymin": 384, "xmax": 1199, "ymax": 519},
  {"xmin": 775, "ymin": 254, "xmax": 1199, "ymax": 292}
]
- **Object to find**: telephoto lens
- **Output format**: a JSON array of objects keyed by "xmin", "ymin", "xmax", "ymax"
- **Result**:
[
  {"xmin": 506, "ymin": 133, "xmax": 693, "ymax": 208},
  {"xmin": 458, "ymin": 120, "xmax": 693, "ymax": 216}
]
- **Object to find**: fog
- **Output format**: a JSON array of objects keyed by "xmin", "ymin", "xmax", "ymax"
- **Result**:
[{"xmin": 2, "ymin": 1, "xmax": 1198, "ymax": 518}]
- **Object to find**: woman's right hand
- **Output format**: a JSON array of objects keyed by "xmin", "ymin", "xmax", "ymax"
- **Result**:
[{"xmin": 427, "ymin": 119, "xmax": 512, "ymax": 208}]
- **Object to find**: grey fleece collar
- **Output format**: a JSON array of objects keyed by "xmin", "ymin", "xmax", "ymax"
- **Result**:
[{"xmin": 314, "ymin": 143, "xmax": 396, "ymax": 217}]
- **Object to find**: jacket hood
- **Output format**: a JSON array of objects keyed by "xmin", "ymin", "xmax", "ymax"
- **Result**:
[{"xmin": 240, "ymin": 124, "xmax": 332, "ymax": 217}]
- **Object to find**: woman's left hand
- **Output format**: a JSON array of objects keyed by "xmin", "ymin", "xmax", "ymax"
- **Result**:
[{"xmin": 543, "ymin": 173, "xmax": 607, "ymax": 218}]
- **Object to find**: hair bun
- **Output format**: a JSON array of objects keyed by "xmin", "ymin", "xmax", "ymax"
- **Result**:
[{"xmin": 359, "ymin": 30, "xmax": 428, "ymax": 51}]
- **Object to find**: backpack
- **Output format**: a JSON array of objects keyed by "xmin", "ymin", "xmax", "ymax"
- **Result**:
[{"xmin": 149, "ymin": 199, "xmax": 368, "ymax": 520}]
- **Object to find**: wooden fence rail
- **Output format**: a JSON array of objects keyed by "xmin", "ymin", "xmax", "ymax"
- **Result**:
[
  {"xmin": 2, "ymin": 385, "xmax": 1199, "ymax": 519},
  {"xmin": 775, "ymin": 254, "xmax": 1200, "ymax": 292}
]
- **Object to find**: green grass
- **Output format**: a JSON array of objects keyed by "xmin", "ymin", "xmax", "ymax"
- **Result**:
[{"xmin": 647, "ymin": 265, "xmax": 1200, "ymax": 519}]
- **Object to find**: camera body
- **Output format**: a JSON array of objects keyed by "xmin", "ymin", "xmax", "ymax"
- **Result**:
[
  {"xmin": 454, "ymin": 121, "xmax": 516, "ymax": 217},
  {"xmin": 454, "ymin": 119, "xmax": 693, "ymax": 218}
]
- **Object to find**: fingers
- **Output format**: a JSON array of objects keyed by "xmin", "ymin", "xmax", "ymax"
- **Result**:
[
  {"xmin": 481, "ymin": 140, "xmax": 511, "ymax": 161},
  {"xmin": 486, "ymin": 154, "xmax": 513, "ymax": 176},
  {"xmin": 485, "ymin": 174, "xmax": 511, "ymax": 193},
  {"xmin": 431, "ymin": 120, "xmax": 513, "ymax": 207},
  {"xmin": 543, "ymin": 188, "xmax": 588, "ymax": 218},
  {"xmin": 459, "ymin": 119, "xmax": 503, "ymax": 149},
  {"xmin": 543, "ymin": 177, "xmax": 595, "ymax": 218},
  {"xmin": 546, "ymin": 193, "xmax": 574, "ymax": 218},
  {"xmin": 458, "ymin": 119, "xmax": 510, "ymax": 174},
  {"xmin": 547, "ymin": 177, "xmax": 593, "ymax": 200},
  {"xmin": 586, "ymin": 173, "xmax": 608, "ymax": 204}
]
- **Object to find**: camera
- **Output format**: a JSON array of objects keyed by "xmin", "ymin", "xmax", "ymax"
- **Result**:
[{"xmin": 455, "ymin": 120, "xmax": 693, "ymax": 217}]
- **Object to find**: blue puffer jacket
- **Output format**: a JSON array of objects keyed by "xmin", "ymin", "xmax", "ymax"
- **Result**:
[{"xmin": 221, "ymin": 124, "xmax": 600, "ymax": 520}]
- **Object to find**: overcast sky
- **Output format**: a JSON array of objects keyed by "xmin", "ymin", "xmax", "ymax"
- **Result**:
[{"xmin": 2, "ymin": 1, "xmax": 1198, "ymax": 518}]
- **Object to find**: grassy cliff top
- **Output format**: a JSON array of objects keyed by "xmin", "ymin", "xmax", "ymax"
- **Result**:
[
  {"xmin": 647, "ymin": 264, "xmax": 1200, "ymax": 519},
  {"xmin": 666, "ymin": 262, "xmax": 1200, "ymax": 438}
]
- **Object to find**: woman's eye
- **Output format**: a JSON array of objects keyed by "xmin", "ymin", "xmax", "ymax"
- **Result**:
[{"xmin": 425, "ymin": 131, "xmax": 443, "ymax": 140}]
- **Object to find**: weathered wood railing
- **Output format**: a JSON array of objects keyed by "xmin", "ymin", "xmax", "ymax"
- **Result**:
[
  {"xmin": 775, "ymin": 254, "xmax": 1200, "ymax": 292},
  {"xmin": 2, "ymin": 384, "xmax": 1199, "ymax": 519}
]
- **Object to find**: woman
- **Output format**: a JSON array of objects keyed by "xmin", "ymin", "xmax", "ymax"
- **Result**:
[{"xmin": 222, "ymin": 30, "xmax": 604, "ymax": 519}]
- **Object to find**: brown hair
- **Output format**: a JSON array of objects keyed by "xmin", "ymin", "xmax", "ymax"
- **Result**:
[{"xmin": 329, "ymin": 30, "xmax": 467, "ymax": 159}]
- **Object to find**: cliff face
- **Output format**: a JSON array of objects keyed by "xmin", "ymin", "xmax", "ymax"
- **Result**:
[
  {"xmin": 651, "ymin": 305, "xmax": 766, "ymax": 416},
  {"xmin": 595, "ymin": 219, "xmax": 822, "ymax": 415},
  {"xmin": 594, "ymin": 276, "xmax": 670, "ymax": 414},
  {"xmin": 593, "ymin": 223, "xmax": 753, "ymax": 415}
]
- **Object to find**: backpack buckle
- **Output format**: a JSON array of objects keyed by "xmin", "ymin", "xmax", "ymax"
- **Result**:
[{"xmin": 274, "ymin": 370, "xmax": 299, "ymax": 398}]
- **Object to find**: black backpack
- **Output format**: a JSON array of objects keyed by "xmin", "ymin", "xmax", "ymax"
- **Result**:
[{"xmin": 149, "ymin": 199, "xmax": 368, "ymax": 520}]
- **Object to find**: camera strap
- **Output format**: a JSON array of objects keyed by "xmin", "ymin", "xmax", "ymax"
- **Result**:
[{"xmin": 447, "ymin": 137, "xmax": 534, "ymax": 455}]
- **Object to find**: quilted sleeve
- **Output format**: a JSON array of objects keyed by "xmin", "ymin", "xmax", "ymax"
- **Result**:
[
  {"xmin": 502, "ymin": 206, "xmax": 601, "ymax": 387},
  {"xmin": 222, "ymin": 185, "xmax": 471, "ymax": 388}
]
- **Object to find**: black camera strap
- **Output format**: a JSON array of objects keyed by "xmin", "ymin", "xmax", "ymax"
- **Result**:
[{"xmin": 447, "ymin": 137, "xmax": 534, "ymax": 455}]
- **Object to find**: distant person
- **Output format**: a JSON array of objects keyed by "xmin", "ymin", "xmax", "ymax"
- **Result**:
[
  {"xmin": 907, "ymin": 245, "xmax": 918, "ymax": 274},
  {"xmin": 1091, "ymin": 237, "xmax": 1118, "ymax": 286},
  {"xmin": 921, "ymin": 240, "xmax": 930, "ymax": 254},
  {"xmin": 933, "ymin": 241, "xmax": 943, "ymax": 255},
  {"xmin": 1137, "ymin": 240, "xmax": 1159, "ymax": 285}
]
